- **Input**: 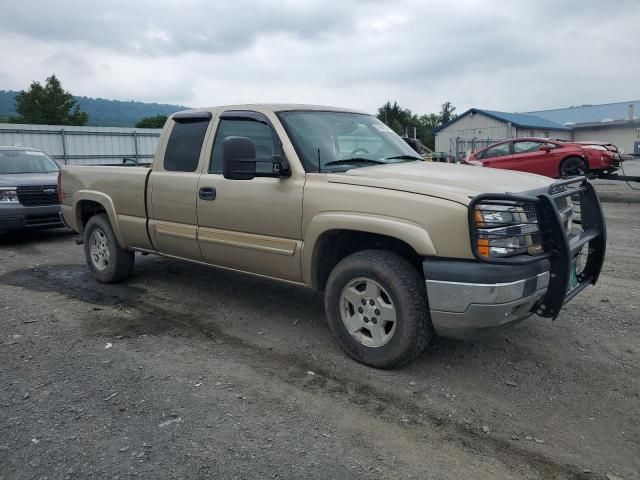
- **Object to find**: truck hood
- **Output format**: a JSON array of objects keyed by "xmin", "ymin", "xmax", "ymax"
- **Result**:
[
  {"xmin": 327, "ymin": 161, "xmax": 553, "ymax": 205},
  {"xmin": 0, "ymin": 172, "xmax": 59, "ymax": 187}
]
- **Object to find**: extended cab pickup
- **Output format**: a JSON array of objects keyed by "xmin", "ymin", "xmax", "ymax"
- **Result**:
[{"xmin": 60, "ymin": 105, "xmax": 606, "ymax": 368}]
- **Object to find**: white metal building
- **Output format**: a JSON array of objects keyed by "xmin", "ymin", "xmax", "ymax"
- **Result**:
[{"xmin": 528, "ymin": 101, "xmax": 640, "ymax": 155}]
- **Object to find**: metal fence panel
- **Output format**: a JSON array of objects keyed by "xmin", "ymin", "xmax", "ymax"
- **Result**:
[{"xmin": 0, "ymin": 123, "xmax": 162, "ymax": 165}]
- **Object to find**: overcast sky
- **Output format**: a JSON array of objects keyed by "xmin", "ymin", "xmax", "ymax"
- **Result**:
[{"xmin": 1, "ymin": 0, "xmax": 638, "ymax": 115}]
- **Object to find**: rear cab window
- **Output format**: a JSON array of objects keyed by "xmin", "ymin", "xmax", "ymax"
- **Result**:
[{"xmin": 163, "ymin": 114, "xmax": 211, "ymax": 172}]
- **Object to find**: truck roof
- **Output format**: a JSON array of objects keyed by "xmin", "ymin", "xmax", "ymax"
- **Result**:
[
  {"xmin": 170, "ymin": 103, "xmax": 368, "ymax": 118},
  {"xmin": 0, "ymin": 146, "xmax": 44, "ymax": 151}
]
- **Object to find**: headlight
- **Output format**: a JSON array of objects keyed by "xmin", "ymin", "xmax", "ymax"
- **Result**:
[
  {"xmin": 0, "ymin": 187, "xmax": 19, "ymax": 203},
  {"xmin": 473, "ymin": 201, "xmax": 543, "ymax": 258}
]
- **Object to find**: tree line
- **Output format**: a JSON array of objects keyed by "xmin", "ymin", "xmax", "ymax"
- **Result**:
[
  {"xmin": 4, "ymin": 75, "xmax": 173, "ymax": 128},
  {"xmin": 5, "ymin": 75, "xmax": 457, "ymax": 141},
  {"xmin": 376, "ymin": 101, "xmax": 456, "ymax": 151}
]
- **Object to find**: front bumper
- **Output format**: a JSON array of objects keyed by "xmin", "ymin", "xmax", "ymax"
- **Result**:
[
  {"xmin": 424, "ymin": 260, "xmax": 550, "ymax": 339},
  {"xmin": 424, "ymin": 177, "xmax": 606, "ymax": 340},
  {"xmin": 0, "ymin": 204, "xmax": 64, "ymax": 230}
]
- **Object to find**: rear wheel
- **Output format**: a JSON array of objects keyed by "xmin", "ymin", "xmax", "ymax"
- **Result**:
[
  {"xmin": 324, "ymin": 250, "xmax": 432, "ymax": 369},
  {"xmin": 83, "ymin": 214, "xmax": 134, "ymax": 283},
  {"xmin": 560, "ymin": 157, "xmax": 587, "ymax": 177}
]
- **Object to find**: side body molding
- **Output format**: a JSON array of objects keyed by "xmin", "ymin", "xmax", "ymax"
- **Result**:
[{"xmin": 301, "ymin": 212, "xmax": 437, "ymax": 287}]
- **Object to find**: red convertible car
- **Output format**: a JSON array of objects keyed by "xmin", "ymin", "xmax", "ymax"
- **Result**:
[{"xmin": 464, "ymin": 138, "xmax": 619, "ymax": 178}]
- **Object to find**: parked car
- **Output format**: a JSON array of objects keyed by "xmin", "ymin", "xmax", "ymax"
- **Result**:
[
  {"xmin": 465, "ymin": 137, "xmax": 619, "ymax": 178},
  {"xmin": 60, "ymin": 105, "xmax": 605, "ymax": 368},
  {"xmin": 0, "ymin": 147, "xmax": 64, "ymax": 234}
]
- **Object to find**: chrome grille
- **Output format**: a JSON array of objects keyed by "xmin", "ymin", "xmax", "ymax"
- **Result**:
[{"xmin": 16, "ymin": 185, "xmax": 59, "ymax": 206}]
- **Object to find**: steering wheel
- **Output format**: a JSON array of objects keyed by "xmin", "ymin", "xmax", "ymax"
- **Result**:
[{"xmin": 350, "ymin": 148, "xmax": 369, "ymax": 155}]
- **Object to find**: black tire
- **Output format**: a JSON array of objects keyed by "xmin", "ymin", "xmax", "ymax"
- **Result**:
[
  {"xmin": 560, "ymin": 156, "xmax": 587, "ymax": 178},
  {"xmin": 324, "ymin": 250, "xmax": 432, "ymax": 369},
  {"xmin": 83, "ymin": 213, "xmax": 134, "ymax": 283}
]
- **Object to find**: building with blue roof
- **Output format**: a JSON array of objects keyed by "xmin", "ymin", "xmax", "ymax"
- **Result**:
[
  {"xmin": 526, "ymin": 100, "xmax": 639, "ymax": 125},
  {"xmin": 434, "ymin": 101, "xmax": 639, "ymax": 158}
]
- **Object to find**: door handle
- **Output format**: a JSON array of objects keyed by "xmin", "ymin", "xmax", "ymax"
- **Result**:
[{"xmin": 199, "ymin": 187, "xmax": 216, "ymax": 201}]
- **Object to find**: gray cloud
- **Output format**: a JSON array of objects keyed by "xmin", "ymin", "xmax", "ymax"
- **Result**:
[
  {"xmin": 0, "ymin": 0, "xmax": 639, "ymax": 114},
  {"xmin": 0, "ymin": 0, "xmax": 363, "ymax": 55}
]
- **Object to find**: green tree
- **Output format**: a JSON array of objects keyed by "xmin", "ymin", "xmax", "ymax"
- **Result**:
[
  {"xmin": 376, "ymin": 101, "xmax": 415, "ymax": 136},
  {"xmin": 135, "ymin": 114, "xmax": 168, "ymax": 128},
  {"xmin": 438, "ymin": 101, "xmax": 457, "ymax": 125},
  {"xmin": 376, "ymin": 100, "xmax": 458, "ymax": 151},
  {"xmin": 13, "ymin": 75, "xmax": 88, "ymax": 125},
  {"xmin": 415, "ymin": 113, "xmax": 440, "ymax": 150}
]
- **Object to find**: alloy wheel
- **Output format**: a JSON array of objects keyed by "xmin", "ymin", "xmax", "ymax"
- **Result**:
[
  {"xmin": 89, "ymin": 228, "xmax": 110, "ymax": 271},
  {"xmin": 339, "ymin": 277, "xmax": 397, "ymax": 348}
]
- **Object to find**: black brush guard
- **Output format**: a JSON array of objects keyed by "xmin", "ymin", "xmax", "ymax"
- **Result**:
[{"xmin": 468, "ymin": 177, "xmax": 606, "ymax": 319}]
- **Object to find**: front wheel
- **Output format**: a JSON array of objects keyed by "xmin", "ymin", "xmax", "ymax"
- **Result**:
[
  {"xmin": 560, "ymin": 157, "xmax": 587, "ymax": 178},
  {"xmin": 324, "ymin": 250, "xmax": 432, "ymax": 369},
  {"xmin": 83, "ymin": 213, "xmax": 134, "ymax": 283}
]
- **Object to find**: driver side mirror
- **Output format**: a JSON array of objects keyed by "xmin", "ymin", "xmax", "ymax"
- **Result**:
[
  {"xmin": 223, "ymin": 136, "xmax": 291, "ymax": 179},
  {"xmin": 539, "ymin": 144, "xmax": 552, "ymax": 152},
  {"xmin": 223, "ymin": 136, "xmax": 257, "ymax": 180}
]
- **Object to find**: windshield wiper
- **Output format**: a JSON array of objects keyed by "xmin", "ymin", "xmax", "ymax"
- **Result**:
[
  {"xmin": 323, "ymin": 158, "xmax": 387, "ymax": 167},
  {"xmin": 384, "ymin": 155, "xmax": 422, "ymax": 161}
]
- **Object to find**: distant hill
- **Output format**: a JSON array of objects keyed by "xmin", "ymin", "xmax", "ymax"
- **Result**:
[{"xmin": 0, "ymin": 90, "xmax": 187, "ymax": 127}]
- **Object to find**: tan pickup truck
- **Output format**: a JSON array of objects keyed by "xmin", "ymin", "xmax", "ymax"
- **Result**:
[{"xmin": 60, "ymin": 104, "xmax": 606, "ymax": 368}]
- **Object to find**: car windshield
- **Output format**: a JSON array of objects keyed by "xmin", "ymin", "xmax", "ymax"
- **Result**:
[
  {"xmin": 277, "ymin": 111, "xmax": 421, "ymax": 172},
  {"xmin": 0, "ymin": 150, "xmax": 59, "ymax": 174}
]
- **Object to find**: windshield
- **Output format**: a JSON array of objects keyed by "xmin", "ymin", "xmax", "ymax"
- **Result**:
[
  {"xmin": 277, "ymin": 111, "xmax": 421, "ymax": 172},
  {"xmin": 0, "ymin": 150, "xmax": 59, "ymax": 174}
]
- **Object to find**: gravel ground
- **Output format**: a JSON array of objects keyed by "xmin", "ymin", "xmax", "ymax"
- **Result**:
[{"xmin": 1, "ymin": 180, "xmax": 639, "ymax": 480}]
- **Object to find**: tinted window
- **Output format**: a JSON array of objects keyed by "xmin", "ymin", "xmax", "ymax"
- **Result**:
[
  {"xmin": 484, "ymin": 142, "xmax": 511, "ymax": 158},
  {"xmin": 210, "ymin": 118, "xmax": 279, "ymax": 174},
  {"xmin": 0, "ymin": 150, "xmax": 59, "ymax": 174},
  {"xmin": 513, "ymin": 141, "xmax": 542, "ymax": 154},
  {"xmin": 163, "ymin": 119, "xmax": 209, "ymax": 172}
]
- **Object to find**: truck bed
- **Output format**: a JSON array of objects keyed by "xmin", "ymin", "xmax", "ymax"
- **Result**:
[{"xmin": 60, "ymin": 165, "xmax": 152, "ymax": 249}]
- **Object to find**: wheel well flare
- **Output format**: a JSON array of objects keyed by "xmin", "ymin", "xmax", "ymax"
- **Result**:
[{"xmin": 312, "ymin": 230, "xmax": 422, "ymax": 291}]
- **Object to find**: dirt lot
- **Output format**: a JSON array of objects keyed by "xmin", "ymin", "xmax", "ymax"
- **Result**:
[{"xmin": 1, "ymin": 181, "xmax": 639, "ymax": 480}]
